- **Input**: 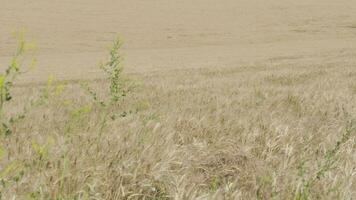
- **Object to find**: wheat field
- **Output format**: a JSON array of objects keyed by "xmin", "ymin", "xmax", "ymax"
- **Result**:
[{"xmin": 1, "ymin": 0, "xmax": 356, "ymax": 199}]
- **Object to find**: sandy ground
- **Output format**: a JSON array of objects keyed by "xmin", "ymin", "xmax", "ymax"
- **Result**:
[{"xmin": 1, "ymin": 0, "xmax": 356, "ymax": 83}]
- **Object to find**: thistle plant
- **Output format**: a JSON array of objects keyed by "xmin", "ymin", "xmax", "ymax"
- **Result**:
[
  {"xmin": 85, "ymin": 36, "xmax": 126, "ymax": 107},
  {"xmin": 101, "ymin": 37, "xmax": 125, "ymax": 104},
  {"xmin": 81, "ymin": 36, "xmax": 130, "ymax": 133}
]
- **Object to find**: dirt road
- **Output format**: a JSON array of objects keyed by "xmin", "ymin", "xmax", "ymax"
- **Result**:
[{"xmin": 1, "ymin": 0, "xmax": 356, "ymax": 83}]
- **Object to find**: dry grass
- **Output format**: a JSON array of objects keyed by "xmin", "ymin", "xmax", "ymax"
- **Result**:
[{"xmin": 0, "ymin": 38, "xmax": 356, "ymax": 200}]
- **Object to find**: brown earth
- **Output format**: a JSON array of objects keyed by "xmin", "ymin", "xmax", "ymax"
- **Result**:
[{"xmin": 1, "ymin": 0, "xmax": 355, "ymax": 83}]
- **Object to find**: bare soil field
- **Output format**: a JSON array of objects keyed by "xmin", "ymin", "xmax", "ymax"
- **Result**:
[
  {"xmin": 0, "ymin": 0, "xmax": 356, "ymax": 199},
  {"xmin": 1, "ymin": 0, "xmax": 356, "ymax": 82}
]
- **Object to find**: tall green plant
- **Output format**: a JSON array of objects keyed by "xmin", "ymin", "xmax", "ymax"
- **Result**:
[{"xmin": 0, "ymin": 31, "xmax": 36, "ymax": 136}]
